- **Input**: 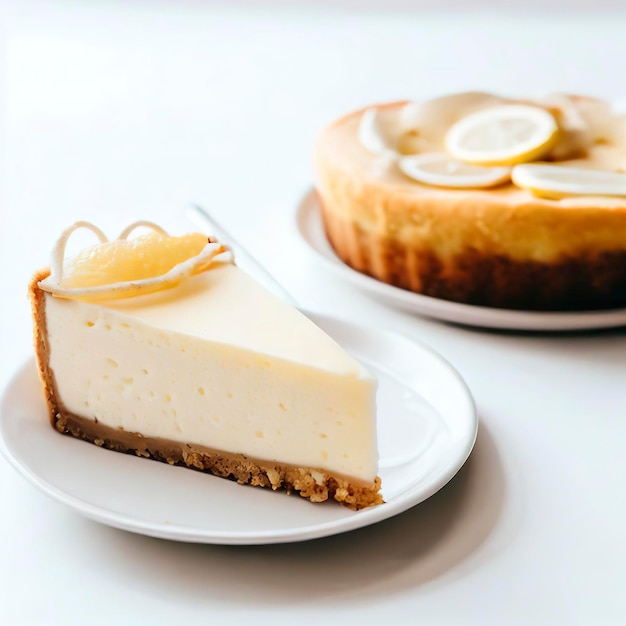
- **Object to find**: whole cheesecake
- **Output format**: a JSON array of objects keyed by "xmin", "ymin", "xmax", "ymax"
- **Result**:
[
  {"xmin": 314, "ymin": 93, "xmax": 626, "ymax": 311},
  {"xmin": 30, "ymin": 224, "xmax": 382, "ymax": 509}
]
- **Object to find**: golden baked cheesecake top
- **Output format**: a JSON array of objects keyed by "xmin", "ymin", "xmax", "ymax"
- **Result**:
[{"xmin": 316, "ymin": 92, "xmax": 626, "ymax": 207}]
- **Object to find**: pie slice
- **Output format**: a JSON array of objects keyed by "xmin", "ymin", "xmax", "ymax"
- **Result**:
[{"xmin": 29, "ymin": 224, "xmax": 382, "ymax": 509}]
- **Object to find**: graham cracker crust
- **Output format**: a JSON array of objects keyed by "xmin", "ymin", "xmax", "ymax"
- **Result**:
[
  {"xmin": 55, "ymin": 411, "xmax": 382, "ymax": 509},
  {"xmin": 28, "ymin": 270, "xmax": 383, "ymax": 510}
]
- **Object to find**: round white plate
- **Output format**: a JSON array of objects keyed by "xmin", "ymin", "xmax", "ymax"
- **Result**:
[
  {"xmin": 0, "ymin": 313, "xmax": 476, "ymax": 545},
  {"xmin": 295, "ymin": 189, "xmax": 626, "ymax": 331}
]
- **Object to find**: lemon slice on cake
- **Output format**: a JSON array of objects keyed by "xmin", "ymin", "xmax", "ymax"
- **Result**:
[
  {"xmin": 445, "ymin": 104, "xmax": 559, "ymax": 166},
  {"xmin": 398, "ymin": 152, "xmax": 511, "ymax": 188},
  {"xmin": 38, "ymin": 221, "xmax": 229, "ymax": 301},
  {"xmin": 512, "ymin": 164, "xmax": 626, "ymax": 199}
]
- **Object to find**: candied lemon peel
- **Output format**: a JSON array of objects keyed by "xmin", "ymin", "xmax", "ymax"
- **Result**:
[{"xmin": 38, "ymin": 221, "xmax": 231, "ymax": 301}]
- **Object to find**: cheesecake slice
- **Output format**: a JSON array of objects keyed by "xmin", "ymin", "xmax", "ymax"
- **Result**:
[{"xmin": 30, "ymin": 225, "xmax": 381, "ymax": 509}]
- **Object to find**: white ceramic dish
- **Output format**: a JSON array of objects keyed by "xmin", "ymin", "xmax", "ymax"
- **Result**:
[
  {"xmin": 0, "ymin": 313, "xmax": 476, "ymax": 545},
  {"xmin": 295, "ymin": 189, "xmax": 626, "ymax": 331}
]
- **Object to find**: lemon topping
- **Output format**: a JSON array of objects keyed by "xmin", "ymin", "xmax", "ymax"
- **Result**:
[
  {"xmin": 38, "ymin": 221, "xmax": 231, "ymax": 301},
  {"xmin": 356, "ymin": 92, "xmax": 626, "ymax": 197},
  {"xmin": 398, "ymin": 153, "xmax": 511, "ymax": 189},
  {"xmin": 511, "ymin": 164, "xmax": 626, "ymax": 199},
  {"xmin": 444, "ymin": 104, "xmax": 558, "ymax": 167}
]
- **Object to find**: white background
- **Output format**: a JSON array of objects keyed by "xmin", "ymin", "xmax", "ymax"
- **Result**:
[{"xmin": 1, "ymin": 1, "xmax": 626, "ymax": 624}]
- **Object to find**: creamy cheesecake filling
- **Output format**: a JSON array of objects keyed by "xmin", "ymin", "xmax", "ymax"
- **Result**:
[{"xmin": 43, "ymin": 265, "xmax": 378, "ymax": 483}]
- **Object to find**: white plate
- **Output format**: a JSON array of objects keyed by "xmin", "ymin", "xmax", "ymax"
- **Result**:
[
  {"xmin": 0, "ymin": 313, "xmax": 476, "ymax": 545},
  {"xmin": 295, "ymin": 189, "xmax": 626, "ymax": 331}
]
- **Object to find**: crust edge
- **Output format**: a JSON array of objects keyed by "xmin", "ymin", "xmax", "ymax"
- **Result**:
[{"xmin": 29, "ymin": 269, "xmax": 58, "ymax": 426}]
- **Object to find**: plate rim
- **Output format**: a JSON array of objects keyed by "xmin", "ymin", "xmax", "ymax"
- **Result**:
[
  {"xmin": 0, "ymin": 313, "xmax": 477, "ymax": 545},
  {"xmin": 294, "ymin": 188, "xmax": 626, "ymax": 332}
]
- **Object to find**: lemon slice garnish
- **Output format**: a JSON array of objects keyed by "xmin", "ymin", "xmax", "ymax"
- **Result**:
[
  {"xmin": 445, "ymin": 104, "xmax": 559, "ymax": 166},
  {"xmin": 38, "ymin": 221, "xmax": 230, "ymax": 301},
  {"xmin": 511, "ymin": 164, "xmax": 626, "ymax": 199},
  {"xmin": 398, "ymin": 153, "xmax": 511, "ymax": 189}
]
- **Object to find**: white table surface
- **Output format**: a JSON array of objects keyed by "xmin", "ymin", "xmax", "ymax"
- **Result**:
[{"xmin": 2, "ymin": 2, "xmax": 626, "ymax": 624}]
